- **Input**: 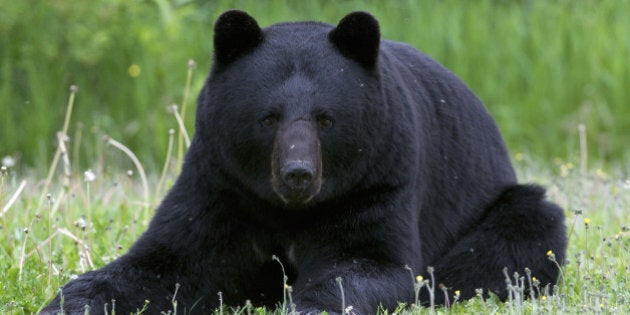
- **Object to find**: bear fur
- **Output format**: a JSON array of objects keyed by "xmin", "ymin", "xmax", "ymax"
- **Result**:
[{"xmin": 41, "ymin": 10, "xmax": 567, "ymax": 315}]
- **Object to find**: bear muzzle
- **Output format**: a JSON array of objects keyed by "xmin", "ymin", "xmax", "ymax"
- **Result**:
[{"xmin": 271, "ymin": 121, "xmax": 323, "ymax": 207}]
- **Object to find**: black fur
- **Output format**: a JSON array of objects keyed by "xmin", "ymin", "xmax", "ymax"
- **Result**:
[
  {"xmin": 329, "ymin": 12, "xmax": 380, "ymax": 69},
  {"xmin": 213, "ymin": 10, "xmax": 263, "ymax": 67},
  {"xmin": 41, "ymin": 11, "xmax": 567, "ymax": 315}
]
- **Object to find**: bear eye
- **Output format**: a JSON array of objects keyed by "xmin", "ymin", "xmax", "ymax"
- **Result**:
[
  {"xmin": 260, "ymin": 116, "xmax": 277, "ymax": 128},
  {"xmin": 317, "ymin": 115, "xmax": 334, "ymax": 129}
]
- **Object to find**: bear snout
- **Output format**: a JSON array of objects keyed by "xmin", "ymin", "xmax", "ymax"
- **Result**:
[
  {"xmin": 281, "ymin": 160, "xmax": 316, "ymax": 191},
  {"xmin": 272, "ymin": 121, "xmax": 323, "ymax": 207},
  {"xmin": 272, "ymin": 160, "xmax": 322, "ymax": 206}
]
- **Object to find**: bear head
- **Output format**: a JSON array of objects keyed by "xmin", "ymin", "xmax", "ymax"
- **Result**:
[{"xmin": 195, "ymin": 10, "xmax": 388, "ymax": 209}]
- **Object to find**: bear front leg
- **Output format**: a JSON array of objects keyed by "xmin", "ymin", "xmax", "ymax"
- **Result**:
[
  {"xmin": 290, "ymin": 260, "xmax": 416, "ymax": 314},
  {"xmin": 421, "ymin": 184, "xmax": 567, "ymax": 305},
  {"xmin": 39, "ymin": 233, "xmax": 219, "ymax": 315},
  {"xmin": 39, "ymin": 262, "xmax": 177, "ymax": 315}
]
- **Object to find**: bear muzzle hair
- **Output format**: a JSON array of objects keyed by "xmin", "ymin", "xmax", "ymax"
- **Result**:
[{"xmin": 271, "ymin": 120, "xmax": 323, "ymax": 207}]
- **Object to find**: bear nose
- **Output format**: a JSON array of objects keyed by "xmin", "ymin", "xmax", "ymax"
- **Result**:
[{"xmin": 281, "ymin": 161, "xmax": 315, "ymax": 190}]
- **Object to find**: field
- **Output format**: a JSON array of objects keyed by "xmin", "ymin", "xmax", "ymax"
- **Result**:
[{"xmin": 1, "ymin": 0, "xmax": 629, "ymax": 314}]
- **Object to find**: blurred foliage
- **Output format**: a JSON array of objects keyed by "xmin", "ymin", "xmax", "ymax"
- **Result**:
[
  {"xmin": 1, "ymin": 0, "xmax": 629, "ymax": 172},
  {"xmin": 1, "ymin": 0, "xmax": 215, "ymax": 171}
]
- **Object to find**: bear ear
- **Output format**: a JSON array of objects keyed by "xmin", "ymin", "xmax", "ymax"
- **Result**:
[
  {"xmin": 329, "ymin": 11, "xmax": 380, "ymax": 69},
  {"xmin": 213, "ymin": 10, "xmax": 263, "ymax": 66}
]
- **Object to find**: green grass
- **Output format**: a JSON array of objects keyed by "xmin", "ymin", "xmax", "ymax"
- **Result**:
[{"xmin": 2, "ymin": 0, "xmax": 630, "ymax": 170}]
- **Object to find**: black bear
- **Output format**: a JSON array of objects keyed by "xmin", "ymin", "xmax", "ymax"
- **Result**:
[{"xmin": 41, "ymin": 10, "xmax": 567, "ymax": 315}]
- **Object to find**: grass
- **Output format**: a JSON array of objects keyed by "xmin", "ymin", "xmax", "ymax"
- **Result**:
[
  {"xmin": 1, "ymin": 89, "xmax": 629, "ymax": 314},
  {"xmin": 2, "ymin": 0, "xmax": 630, "ymax": 170}
]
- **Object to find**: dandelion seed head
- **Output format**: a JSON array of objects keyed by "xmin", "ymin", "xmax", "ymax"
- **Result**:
[
  {"xmin": 75, "ymin": 218, "xmax": 87, "ymax": 230},
  {"xmin": 84, "ymin": 169, "xmax": 96, "ymax": 182},
  {"xmin": 2, "ymin": 156, "xmax": 15, "ymax": 168}
]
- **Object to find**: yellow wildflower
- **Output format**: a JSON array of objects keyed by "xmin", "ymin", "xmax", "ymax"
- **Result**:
[
  {"xmin": 128, "ymin": 64, "xmax": 141, "ymax": 77},
  {"xmin": 560, "ymin": 165, "xmax": 567, "ymax": 177}
]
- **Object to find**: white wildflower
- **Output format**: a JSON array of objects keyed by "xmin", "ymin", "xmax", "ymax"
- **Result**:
[
  {"xmin": 2, "ymin": 156, "xmax": 15, "ymax": 168},
  {"xmin": 84, "ymin": 169, "xmax": 96, "ymax": 182}
]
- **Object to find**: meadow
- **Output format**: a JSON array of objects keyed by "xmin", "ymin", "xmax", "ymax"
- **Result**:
[{"xmin": 1, "ymin": 0, "xmax": 629, "ymax": 314}]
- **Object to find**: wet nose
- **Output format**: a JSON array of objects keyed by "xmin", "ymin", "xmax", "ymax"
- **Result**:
[{"xmin": 282, "ymin": 161, "xmax": 315, "ymax": 190}]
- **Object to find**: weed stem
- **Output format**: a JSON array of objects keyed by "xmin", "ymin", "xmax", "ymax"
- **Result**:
[{"xmin": 104, "ymin": 136, "xmax": 151, "ymax": 217}]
